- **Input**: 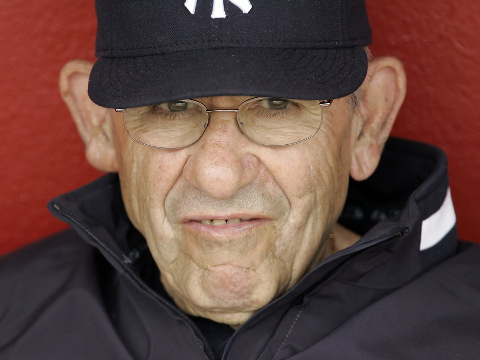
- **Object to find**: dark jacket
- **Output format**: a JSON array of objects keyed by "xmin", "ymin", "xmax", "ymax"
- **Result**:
[{"xmin": 1, "ymin": 138, "xmax": 480, "ymax": 359}]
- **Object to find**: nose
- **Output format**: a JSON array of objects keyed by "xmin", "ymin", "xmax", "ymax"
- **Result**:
[{"xmin": 183, "ymin": 111, "xmax": 260, "ymax": 199}]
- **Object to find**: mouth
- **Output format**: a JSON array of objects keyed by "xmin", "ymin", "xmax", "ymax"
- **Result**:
[
  {"xmin": 194, "ymin": 218, "xmax": 253, "ymax": 226},
  {"xmin": 184, "ymin": 216, "xmax": 264, "ymax": 236}
]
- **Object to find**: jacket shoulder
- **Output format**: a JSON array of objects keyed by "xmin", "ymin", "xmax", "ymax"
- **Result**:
[
  {"xmin": 0, "ymin": 229, "xmax": 99, "ymax": 316},
  {"xmin": 0, "ymin": 229, "xmax": 92, "ymax": 279},
  {"xmin": 0, "ymin": 230, "xmax": 119, "ymax": 358},
  {"xmin": 313, "ymin": 241, "xmax": 480, "ymax": 359}
]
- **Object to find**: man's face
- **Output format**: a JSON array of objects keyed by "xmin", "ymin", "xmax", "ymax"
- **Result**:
[{"xmin": 110, "ymin": 95, "xmax": 358, "ymax": 327}]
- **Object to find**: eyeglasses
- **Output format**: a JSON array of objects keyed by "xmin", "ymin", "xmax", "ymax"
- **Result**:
[{"xmin": 115, "ymin": 97, "xmax": 332, "ymax": 149}]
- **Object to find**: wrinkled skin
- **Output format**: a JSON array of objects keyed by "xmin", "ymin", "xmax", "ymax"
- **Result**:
[
  {"xmin": 110, "ymin": 96, "xmax": 358, "ymax": 327},
  {"xmin": 60, "ymin": 57, "xmax": 405, "ymax": 328}
]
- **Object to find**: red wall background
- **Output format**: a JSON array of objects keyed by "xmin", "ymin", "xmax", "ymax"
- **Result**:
[{"xmin": 1, "ymin": 1, "xmax": 479, "ymax": 255}]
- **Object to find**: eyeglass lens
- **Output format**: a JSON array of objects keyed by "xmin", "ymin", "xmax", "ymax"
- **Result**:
[{"xmin": 123, "ymin": 98, "xmax": 326, "ymax": 149}]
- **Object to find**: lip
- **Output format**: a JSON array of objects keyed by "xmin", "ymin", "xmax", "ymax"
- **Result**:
[
  {"xmin": 181, "ymin": 212, "xmax": 269, "ymax": 222},
  {"xmin": 181, "ymin": 214, "xmax": 268, "ymax": 237}
]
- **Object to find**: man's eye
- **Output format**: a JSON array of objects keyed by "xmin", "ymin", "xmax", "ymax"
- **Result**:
[
  {"xmin": 168, "ymin": 101, "xmax": 190, "ymax": 112},
  {"xmin": 156, "ymin": 101, "xmax": 190, "ymax": 112},
  {"xmin": 262, "ymin": 98, "xmax": 291, "ymax": 110}
]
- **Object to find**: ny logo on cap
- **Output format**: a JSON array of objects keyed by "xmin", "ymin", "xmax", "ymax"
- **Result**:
[{"xmin": 185, "ymin": 0, "xmax": 252, "ymax": 18}]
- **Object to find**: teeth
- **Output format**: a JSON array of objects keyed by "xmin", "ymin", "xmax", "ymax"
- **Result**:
[
  {"xmin": 196, "ymin": 218, "xmax": 250, "ymax": 226},
  {"xmin": 212, "ymin": 219, "xmax": 227, "ymax": 226}
]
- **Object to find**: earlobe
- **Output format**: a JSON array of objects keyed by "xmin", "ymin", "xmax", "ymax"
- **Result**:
[
  {"xmin": 350, "ymin": 56, "xmax": 407, "ymax": 181},
  {"xmin": 59, "ymin": 60, "xmax": 119, "ymax": 172}
]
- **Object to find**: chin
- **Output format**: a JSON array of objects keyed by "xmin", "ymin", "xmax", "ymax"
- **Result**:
[{"xmin": 164, "ymin": 264, "xmax": 280, "ymax": 327}]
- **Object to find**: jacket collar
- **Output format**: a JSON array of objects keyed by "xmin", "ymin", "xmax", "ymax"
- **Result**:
[{"xmin": 48, "ymin": 137, "xmax": 457, "ymax": 294}]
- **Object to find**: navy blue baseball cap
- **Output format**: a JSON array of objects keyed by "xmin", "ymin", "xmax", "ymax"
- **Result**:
[{"xmin": 88, "ymin": 0, "xmax": 372, "ymax": 108}]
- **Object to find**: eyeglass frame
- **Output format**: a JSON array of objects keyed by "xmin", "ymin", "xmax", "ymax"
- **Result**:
[{"xmin": 115, "ymin": 97, "xmax": 333, "ymax": 150}]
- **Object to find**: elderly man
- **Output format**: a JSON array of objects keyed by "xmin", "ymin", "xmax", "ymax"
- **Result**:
[{"xmin": 1, "ymin": 0, "xmax": 480, "ymax": 359}]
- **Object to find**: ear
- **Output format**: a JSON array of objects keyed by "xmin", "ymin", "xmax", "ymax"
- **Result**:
[
  {"xmin": 350, "ymin": 56, "xmax": 407, "ymax": 181},
  {"xmin": 59, "ymin": 59, "xmax": 119, "ymax": 172}
]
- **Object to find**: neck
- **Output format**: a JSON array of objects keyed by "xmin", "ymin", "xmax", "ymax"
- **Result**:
[{"xmin": 332, "ymin": 223, "xmax": 361, "ymax": 253}]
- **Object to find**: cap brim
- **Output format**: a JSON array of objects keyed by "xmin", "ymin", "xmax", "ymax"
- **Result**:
[{"xmin": 88, "ymin": 47, "xmax": 368, "ymax": 109}]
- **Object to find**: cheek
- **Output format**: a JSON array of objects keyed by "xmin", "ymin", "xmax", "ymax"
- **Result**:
[
  {"xmin": 316, "ymin": 121, "xmax": 354, "ymax": 215},
  {"xmin": 117, "ymin": 149, "xmax": 155, "ymax": 234},
  {"xmin": 269, "ymin": 118, "xmax": 354, "ymax": 229},
  {"xmin": 115, "ymin": 139, "xmax": 186, "ymax": 239},
  {"xmin": 270, "ymin": 141, "xmax": 341, "ymax": 205}
]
